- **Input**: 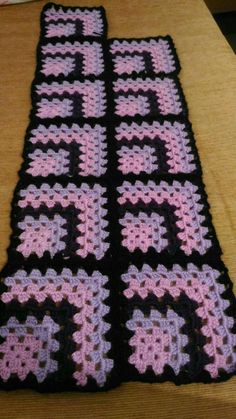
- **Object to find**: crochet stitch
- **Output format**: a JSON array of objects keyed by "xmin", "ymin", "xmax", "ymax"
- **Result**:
[{"xmin": 0, "ymin": 3, "xmax": 236, "ymax": 392}]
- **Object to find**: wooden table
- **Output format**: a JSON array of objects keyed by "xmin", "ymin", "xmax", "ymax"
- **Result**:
[
  {"xmin": 205, "ymin": 0, "xmax": 236, "ymax": 13},
  {"xmin": 0, "ymin": 0, "xmax": 236, "ymax": 417}
]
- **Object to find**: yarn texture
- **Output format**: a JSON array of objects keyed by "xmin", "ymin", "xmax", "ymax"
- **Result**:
[{"xmin": 0, "ymin": 3, "xmax": 236, "ymax": 392}]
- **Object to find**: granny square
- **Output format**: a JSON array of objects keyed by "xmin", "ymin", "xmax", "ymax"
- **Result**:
[
  {"xmin": 22, "ymin": 123, "xmax": 107, "ymax": 178},
  {"xmin": 32, "ymin": 80, "xmax": 107, "ymax": 119},
  {"xmin": 38, "ymin": 40, "xmax": 105, "ymax": 78},
  {"xmin": 10, "ymin": 183, "xmax": 109, "ymax": 261},
  {"xmin": 42, "ymin": 3, "xmax": 107, "ymax": 39},
  {"xmin": 121, "ymin": 264, "xmax": 236, "ymax": 383},
  {"xmin": 112, "ymin": 76, "xmax": 186, "ymax": 118},
  {"xmin": 0, "ymin": 268, "xmax": 116, "ymax": 390},
  {"xmin": 117, "ymin": 180, "xmax": 218, "ymax": 257},
  {"xmin": 109, "ymin": 37, "xmax": 180, "ymax": 77},
  {"xmin": 115, "ymin": 120, "xmax": 199, "ymax": 175}
]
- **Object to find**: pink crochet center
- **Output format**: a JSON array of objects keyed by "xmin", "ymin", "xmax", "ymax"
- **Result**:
[
  {"xmin": 113, "ymin": 77, "xmax": 182, "ymax": 116},
  {"xmin": 37, "ymin": 98, "xmax": 73, "ymax": 119},
  {"xmin": 27, "ymin": 149, "xmax": 69, "ymax": 177},
  {"xmin": 41, "ymin": 42, "xmax": 104, "ymax": 76},
  {"xmin": 29, "ymin": 124, "xmax": 107, "ymax": 177},
  {"xmin": 122, "ymin": 264, "xmax": 236, "ymax": 378},
  {"xmin": 0, "ymin": 334, "xmax": 42, "ymax": 381},
  {"xmin": 117, "ymin": 181, "xmax": 211, "ymax": 255},
  {"xmin": 0, "ymin": 316, "xmax": 59, "ymax": 383},
  {"xmin": 1, "ymin": 269, "xmax": 114, "ymax": 387},
  {"xmin": 41, "ymin": 57, "xmax": 76, "ymax": 77},
  {"xmin": 44, "ymin": 6, "xmax": 104, "ymax": 37},
  {"xmin": 113, "ymin": 55, "xmax": 145, "ymax": 75},
  {"xmin": 17, "ymin": 184, "xmax": 109, "ymax": 260},
  {"xmin": 110, "ymin": 39, "xmax": 176, "ymax": 74},
  {"xmin": 17, "ymin": 214, "xmax": 66, "ymax": 258},
  {"xmin": 36, "ymin": 81, "xmax": 106, "ymax": 119},
  {"xmin": 126, "ymin": 309, "xmax": 189, "ymax": 375},
  {"xmin": 115, "ymin": 121, "xmax": 196, "ymax": 174},
  {"xmin": 119, "ymin": 212, "xmax": 168, "ymax": 253},
  {"xmin": 115, "ymin": 95, "xmax": 150, "ymax": 117},
  {"xmin": 117, "ymin": 145, "xmax": 158, "ymax": 175}
]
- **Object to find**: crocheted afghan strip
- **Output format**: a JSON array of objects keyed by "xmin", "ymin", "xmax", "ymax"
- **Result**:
[
  {"xmin": 1, "ymin": 3, "xmax": 236, "ymax": 392},
  {"xmin": 0, "ymin": 3, "xmax": 119, "ymax": 392}
]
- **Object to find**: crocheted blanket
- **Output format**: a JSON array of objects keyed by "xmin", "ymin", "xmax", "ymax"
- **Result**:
[{"xmin": 1, "ymin": 2, "xmax": 236, "ymax": 392}]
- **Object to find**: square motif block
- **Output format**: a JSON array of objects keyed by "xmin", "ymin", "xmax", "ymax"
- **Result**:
[
  {"xmin": 11, "ymin": 183, "xmax": 109, "ymax": 260},
  {"xmin": 109, "ymin": 37, "xmax": 180, "ymax": 77},
  {"xmin": 42, "ymin": 4, "xmax": 107, "ymax": 39},
  {"xmin": 17, "ymin": 214, "xmax": 67, "ymax": 258},
  {"xmin": 117, "ymin": 180, "xmax": 216, "ymax": 256},
  {"xmin": 120, "ymin": 212, "xmax": 168, "ymax": 253},
  {"xmin": 38, "ymin": 40, "xmax": 105, "ymax": 78},
  {"xmin": 24, "ymin": 123, "xmax": 107, "ymax": 177},
  {"xmin": 0, "ymin": 315, "xmax": 59, "ymax": 383},
  {"xmin": 1, "ymin": 269, "xmax": 115, "ymax": 389},
  {"xmin": 113, "ymin": 77, "xmax": 186, "ymax": 118},
  {"xmin": 33, "ymin": 80, "xmax": 106, "ymax": 119},
  {"xmin": 115, "ymin": 121, "xmax": 198, "ymax": 175},
  {"xmin": 122, "ymin": 264, "xmax": 236, "ymax": 381},
  {"xmin": 126, "ymin": 309, "xmax": 189, "ymax": 376},
  {"xmin": 117, "ymin": 145, "xmax": 158, "ymax": 175}
]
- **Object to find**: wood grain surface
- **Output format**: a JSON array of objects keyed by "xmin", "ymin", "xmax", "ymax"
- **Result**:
[{"xmin": 0, "ymin": 1, "xmax": 236, "ymax": 418}]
